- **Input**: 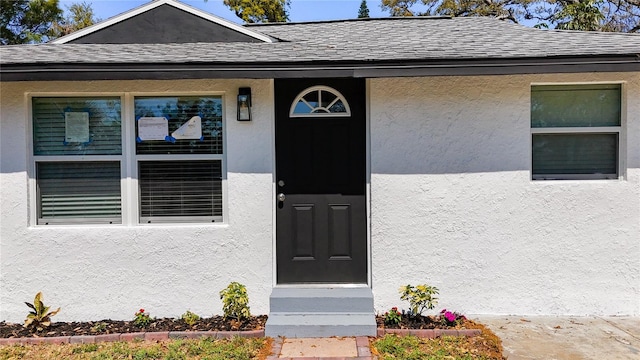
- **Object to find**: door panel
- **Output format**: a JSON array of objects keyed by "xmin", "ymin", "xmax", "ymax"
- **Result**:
[{"xmin": 275, "ymin": 78, "xmax": 366, "ymax": 284}]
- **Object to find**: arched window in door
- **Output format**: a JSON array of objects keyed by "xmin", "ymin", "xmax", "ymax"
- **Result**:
[{"xmin": 289, "ymin": 86, "xmax": 351, "ymax": 117}]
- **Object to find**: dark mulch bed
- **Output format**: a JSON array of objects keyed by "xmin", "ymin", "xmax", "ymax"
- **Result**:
[
  {"xmin": 375, "ymin": 314, "xmax": 470, "ymax": 330},
  {"xmin": 0, "ymin": 315, "xmax": 267, "ymax": 338}
]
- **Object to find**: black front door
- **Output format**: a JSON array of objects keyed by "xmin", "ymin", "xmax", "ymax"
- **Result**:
[{"xmin": 275, "ymin": 78, "xmax": 367, "ymax": 284}]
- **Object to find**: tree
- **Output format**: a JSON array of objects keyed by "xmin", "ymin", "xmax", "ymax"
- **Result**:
[
  {"xmin": 379, "ymin": 0, "xmax": 640, "ymax": 32},
  {"xmin": 1, "ymin": 0, "xmax": 63, "ymax": 45},
  {"xmin": 222, "ymin": 0, "xmax": 290, "ymax": 23},
  {"xmin": 51, "ymin": 1, "xmax": 99, "ymax": 38},
  {"xmin": 359, "ymin": 0, "xmax": 371, "ymax": 18}
]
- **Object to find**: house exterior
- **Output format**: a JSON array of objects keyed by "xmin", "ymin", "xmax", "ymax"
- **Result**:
[{"xmin": 1, "ymin": 0, "xmax": 638, "ymax": 337}]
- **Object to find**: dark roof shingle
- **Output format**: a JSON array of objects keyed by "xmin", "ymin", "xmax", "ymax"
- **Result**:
[{"xmin": 1, "ymin": 17, "xmax": 639, "ymax": 66}]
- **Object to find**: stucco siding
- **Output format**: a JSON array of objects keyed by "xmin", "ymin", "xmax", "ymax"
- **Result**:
[
  {"xmin": 0, "ymin": 79, "xmax": 275, "ymax": 322},
  {"xmin": 1, "ymin": 73, "xmax": 639, "ymax": 323},
  {"xmin": 369, "ymin": 73, "xmax": 640, "ymax": 316}
]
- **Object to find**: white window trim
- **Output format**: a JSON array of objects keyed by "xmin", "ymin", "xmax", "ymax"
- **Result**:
[
  {"xmin": 529, "ymin": 82, "xmax": 626, "ymax": 182},
  {"xmin": 289, "ymin": 85, "xmax": 351, "ymax": 117},
  {"xmin": 27, "ymin": 91, "xmax": 228, "ymax": 226}
]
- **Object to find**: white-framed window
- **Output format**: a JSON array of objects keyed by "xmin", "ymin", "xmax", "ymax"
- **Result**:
[
  {"xmin": 31, "ymin": 94, "xmax": 225, "ymax": 225},
  {"xmin": 290, "ymin": 86, "xmax": 351, "ymax": 117},
  {"xmin": 531, "ymin": 84, "xmax": 622, "ymax": 180},
  {"xmin": 134, "ymin": 96, "xmax": 224, "ymax": 223},
  {"xmin": 32, "ymin": 96, "xmax": 123, "ymax": 225}
]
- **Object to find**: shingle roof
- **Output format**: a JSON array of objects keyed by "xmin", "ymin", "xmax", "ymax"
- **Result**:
[{"xmin": 1, "ymin": 17, "xmax": 639, "ymax": 66}]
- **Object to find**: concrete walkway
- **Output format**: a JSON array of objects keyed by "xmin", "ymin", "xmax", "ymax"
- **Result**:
[
  {"xmin": 476, "ymin": 316, "xmax": 640, "ymax": 360},
  {"xmin": 266, "ymin": 316, "xmax": 640, "ymax": 359}
]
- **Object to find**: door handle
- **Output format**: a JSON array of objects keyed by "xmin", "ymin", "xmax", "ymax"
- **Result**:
[{"xmin": 277, "ymin": 193, "xmax": 286, "ymax": 202}]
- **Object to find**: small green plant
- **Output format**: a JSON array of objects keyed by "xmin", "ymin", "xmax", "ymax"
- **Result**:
[
  {"xmin": 384, "ymin": 306, "xmax": 402, "ymax": 325},
  {"xmin": 181, "ymin": 310, "xmax": 201, "ymax": 326},
  {"xmin": 219, "ymin": 282, "xmax": 251, "ymax": 321},
  {"xmin": 133, "ymin": 308, "xmax": 152, "ymax": 328},
  {"xmin": 24, "ymin": 292, "xmax": 61, "ymax": 331},
  {"xmin": 399, "ymin": 284, "xmax": 439, "ymax": 317},
  {"xmin": 91, "ymin": 321, "xmax": 108, "ymax": 333}
]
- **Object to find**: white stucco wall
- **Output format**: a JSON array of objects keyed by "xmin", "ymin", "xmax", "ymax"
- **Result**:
[
  {"xmin": 1, "ymin": 72, "xmax": 638, "ymax": 323},
  {"xmin": 370, "ymin": 73, "xmax": 640, "ymax": 316},
  {"xmin": 0, "ymin": 79, "xmax": 275, "ymax": 322}
]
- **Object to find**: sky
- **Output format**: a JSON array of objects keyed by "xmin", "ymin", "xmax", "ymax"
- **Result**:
[{"xmin": 58, "ymin": 0, "xmax": 390, "ymax": 25}]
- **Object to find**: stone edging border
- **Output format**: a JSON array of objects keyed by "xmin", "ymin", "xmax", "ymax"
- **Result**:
[
  {"xmin": 0, "ymin": 329, "xmax": 264, "ymax": 345},
  {"xmin": 377, "ymin": 328, "xmax": 482, "ymax": 338},
  {"xmin": 0, "ymin": 328, "xmax": 481, "ymax": 346}
]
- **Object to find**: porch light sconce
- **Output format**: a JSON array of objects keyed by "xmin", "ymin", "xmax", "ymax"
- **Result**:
[{"xmin": 237, "ymin": 87, "xmax": 252, "ymax": 121}]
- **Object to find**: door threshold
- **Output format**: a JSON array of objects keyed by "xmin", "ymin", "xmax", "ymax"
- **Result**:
[{"xmin": 274, "ymin": 283, "xmax": 369, "ymax": 289}]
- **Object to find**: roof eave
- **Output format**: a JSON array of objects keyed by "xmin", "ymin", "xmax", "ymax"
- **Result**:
[{"xmin": 1, "ymin": 55, "xmax": 639, "ymax": 82}]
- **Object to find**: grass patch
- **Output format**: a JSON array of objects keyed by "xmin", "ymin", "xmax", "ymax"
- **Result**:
[
  {"xmin": 0, "ymin": 336, "xmax": 271, "ymax": 360},
  {"xmin": 372, "ymin": 323, "xmax": 505, "ymax": 360}
]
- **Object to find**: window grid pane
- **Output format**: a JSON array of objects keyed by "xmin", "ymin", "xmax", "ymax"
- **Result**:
[
  {"xmin": 139, "ymin": 160, "xmax": 222, "ymax": 221},
  {"xmin": 135, "ymin": 96, "xmax": 223, "ymax": 155},
  {"xmin": 532, "ymin": 134, "xmax": 618, "ymax": 177},
  {"xmin": 37, "ymin": 162, "xmax": 121, "ymax": 224},
  {"xmin": 531, "ymin": 85, "xmax": 621, "ymax": 128},
  {"xmin": 33, "ymin": 97, "xmax": 122, "ymax": 155}
]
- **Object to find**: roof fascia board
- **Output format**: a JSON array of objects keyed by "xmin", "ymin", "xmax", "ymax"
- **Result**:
[
  {"xmin": 2, "ymin": 58, "xmax": 639, "ymax": 81},
  {"xmin": 50, "ymin": 0, "xmax": 273, "ymax": 44}
]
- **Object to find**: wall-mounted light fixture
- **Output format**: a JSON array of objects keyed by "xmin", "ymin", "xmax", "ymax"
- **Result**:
[{"xmin": 237, "ymin": 87, "xmax": 251, "ymax": 121}]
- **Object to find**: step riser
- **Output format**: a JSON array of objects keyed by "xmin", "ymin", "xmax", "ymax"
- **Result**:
[
  {"xmin": 265, "ymin": 325, "xmax": 376, "ymax": 338},
  {"xmin": 266, "ymin": 287, "xmax": 377, "ymax": 338},
  {"xmin": 270, "ymin": 297, "xmax": 373, "ymax": 313}
]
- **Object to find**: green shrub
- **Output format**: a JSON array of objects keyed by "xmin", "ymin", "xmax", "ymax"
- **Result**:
[
  {"xmin": 219, "ymin": 282, "xmax": 251, "ymax": 321},
  {"xmin": 133, "ymin": 308, "xmax": 152, "ymax": 328},
  {"xmin": 399, "ymin": 284, "xmax": 439, "ymax": 317},
  {"xmin": 24, "ymin": 292, "xmax": 60, "ymax": 331},
  {"xmin": 181, "ymin": 310, "xmax": 201, "ymax": 326}
]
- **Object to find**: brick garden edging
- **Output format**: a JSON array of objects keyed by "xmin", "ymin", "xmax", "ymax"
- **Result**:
[
  {"xmin": 0, "ymin": 329, "xmax": 264, "ymax": 346},
  {"xmin": 377, "ymin": 328, "xmax": 482, "ymax": 338},
  {"xmin": 0, "ymin": 328, "xmax": 480, "ymax": 347}
]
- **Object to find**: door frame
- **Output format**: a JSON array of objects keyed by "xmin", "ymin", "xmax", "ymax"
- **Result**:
[{"xmin": 270, "ymin": 78, "xmax": 372, "ymax": 287}]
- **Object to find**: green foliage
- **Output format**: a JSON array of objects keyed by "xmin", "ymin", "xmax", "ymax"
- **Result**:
[
  {"xmin": 91, "ymin": 321, "xmax": 107, "ymax": 333},
  {"xmin": 219, "ymin": 282, "xmax": 251, "ymax": 321},
  {"xmin": 181, "ymin": 310, "xmax": 201, "ymax": 326},
  {"xmin": 379, "ymin": 0, "xmax": 640, "ymax": 33},
  {"xmin": 399, "ymin": 284, "xmax": 439, "ymax": 316},
  {"xmin": 221, "ymin": 0, "xmax": 290, "ymax": 23},
  {"xmin": 133, "ymin": 308, "xmax": 152, "ymax": 328},
  {"xmin": 50, "ymin": 1, "xmax": 99, "ymax": 38},
  {"xmin": 358, "ymin": 0, "xmax": 371, "ymax": 18},
  {"xmin": 23, "ymin": 292, "xmax": 61, "ymax": 331},
  {"xmin": 373, "ymin": 333, "xmax": 503, "ymax": 360},
  {"xmin": 553, "ymin": 0, "xmax": 605, "ymax": 31},
  {"xmin": 384, "ymin": 306, "xmax": 402, "ymax": 325},
  {"xmin": 71, "ymin": 343, "xmax": 99, "ymax": 353},
  {"xmin": 1, "ymin": 0, "xmax": 63, "ymax": 44}
]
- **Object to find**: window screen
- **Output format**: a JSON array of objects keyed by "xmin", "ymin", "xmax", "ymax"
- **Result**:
[
  {"xmin": 138, "ymin": 160, "xmax": 222, "ymax": 222},
  {"xmin": 37, "ymin": 162, "xmax": 121, "ymax": 224}
]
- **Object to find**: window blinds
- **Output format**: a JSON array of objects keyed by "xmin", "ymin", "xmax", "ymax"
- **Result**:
[
  {"xmin": 37, "ymin": 162, "xmax": 121, "ymax": 224},
  {"xmin": 138, "ymin": 160, "xmax": 222, "ymax": 222}
]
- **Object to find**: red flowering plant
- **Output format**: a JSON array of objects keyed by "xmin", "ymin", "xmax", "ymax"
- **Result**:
[
  {"xmin": 133, "ymin": 308, "xmax": 152, "ymax": 328},
  {"xmin": 439, "ymin": 309, "xmax": 466, "ymax": 327},
  {"xmin": 383, "ymin": 306, "xmax": 402, "ymax": 325}
]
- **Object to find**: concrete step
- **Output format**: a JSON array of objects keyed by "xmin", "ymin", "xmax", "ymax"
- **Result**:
[
  {"xmin": 268, "ymin": 287, "xmax": 374, "ymax": 313},
  {"xmin": 265, "ymin": 313, "xmax": 377, "ymax": 338},
  {"xmin": 265, "ymin": 286, "xmax": 377, "ymax": 338}
]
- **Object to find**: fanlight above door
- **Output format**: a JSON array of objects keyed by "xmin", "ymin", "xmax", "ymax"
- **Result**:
[{"xmin": 289, "ymin": 86, "xmax": 351, "ymax": 117}]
